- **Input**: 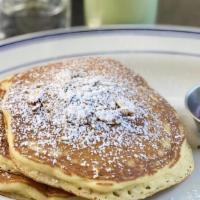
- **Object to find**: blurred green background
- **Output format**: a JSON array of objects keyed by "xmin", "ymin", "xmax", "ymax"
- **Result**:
[{"xmin": 72, "ymin": 0, "xmax": 200, "ymax": 27}]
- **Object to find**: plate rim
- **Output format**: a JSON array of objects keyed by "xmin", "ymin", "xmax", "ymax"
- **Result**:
[
  {"xmin": 1, "ymin": 25, "xmax": 200, "ymax": 75},
  {"xmin": 1, "ymin": 25, "xmax": 200, "ymax": 51}
]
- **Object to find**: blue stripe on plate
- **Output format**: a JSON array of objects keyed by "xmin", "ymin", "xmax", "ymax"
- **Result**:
[{"xmin": 1, "ymin": 27, "xmax": 200, "ymax": 51}]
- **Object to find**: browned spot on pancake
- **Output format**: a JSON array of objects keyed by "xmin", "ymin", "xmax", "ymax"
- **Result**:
[
  {"xmin": 0, "ymin": 87, "xmax": 10, "ymax": 159},
  {"xmin": 0, "ymin": 110, "xmax": 9, "ymax": 158},
  {"xmin": 157, "ymin": 150, "xmax": 165, "ymax": 157},
  {"xmin": 3, "ymin": 57, "xmax": 185, "ymax": 182}
]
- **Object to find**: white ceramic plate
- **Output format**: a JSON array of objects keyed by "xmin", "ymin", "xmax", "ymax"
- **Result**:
[{"xmin": 0, "ymin": 26, "xmax": 200, "ymax": 200}]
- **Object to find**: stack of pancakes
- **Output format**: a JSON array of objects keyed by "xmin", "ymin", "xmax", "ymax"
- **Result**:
[{"xmin": 0, "ymin": 57, "xmax": 194, "ymax": 200}]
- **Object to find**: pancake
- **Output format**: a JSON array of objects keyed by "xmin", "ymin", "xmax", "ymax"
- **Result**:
[
  {"xmin": 0, "ymin": 79, "xmax": 17, "ymax": 173},
  {"xmin": 2, "ymin": 57, "xmax": 194, "ymax": 200},
  {"xmin": 0, "ymin": 171, "xmax": 81, "ymax": 200},
  {"xmin": 0, "ymin": 82, "xmax": 83, "ymax": 200}
]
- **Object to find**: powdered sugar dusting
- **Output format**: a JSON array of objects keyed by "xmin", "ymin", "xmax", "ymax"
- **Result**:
[{"xmin": 3, "ymin": 57, "xmax": 184, "ymax": 181}]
